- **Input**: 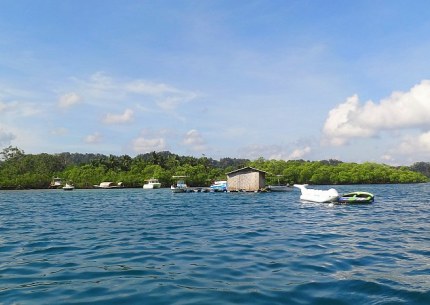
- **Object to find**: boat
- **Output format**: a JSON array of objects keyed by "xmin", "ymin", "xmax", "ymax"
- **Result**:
[
  {"xmin": 143, "ymin": 178, "xmax": 161, "ymax": 189},
  {"xmin": 210, "ymin": 180, "xmax": 227, "ymax": 192},
  {"xmin": 62, "ymin": 183, "xmax": 75, "ymax": 191},
  {"xmin": 93, "ymin": 182, "xmax": 123, "ymax": 189},
  {"xmin": 171, "ymin": 176, "xmax": 188, "ymax": 193},
  {"xmin": 49, "ymin": 177, "xmax": 63, "ymax": 189},
  {"xmin": 338, "ymin": 191, "xmax": 374, "ymax": 204},
  {"xmin": 293, "ymin": 184, "xmax": 339, "ymax": 203},
  {"xmin": 268, "ymin": 175, "xmax": 293, "ymax": 192}
]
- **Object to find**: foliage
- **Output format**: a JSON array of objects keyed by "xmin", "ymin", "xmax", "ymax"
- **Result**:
[
  {"xmin": 0, "ymin": 147, "xmax": 428, "ymax": 189},
  {"xmin": 409, "ymin": 162, "xmax": 430, "ymax": 178},
  {"xmin": 248, "ymin": 159, "xmax": 428, "ymax": 185}
]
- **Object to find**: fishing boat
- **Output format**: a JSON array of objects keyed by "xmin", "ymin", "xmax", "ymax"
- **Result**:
[
  {"xmin": 143, "ymin": 178, "xmax": 161, "ymax": 189},
  {"xmin": 62, "ymin": 183, "xmax": 75, "ymax": 191},
  {"xmin": 338, "ymin": 191, "xmax": 374, "ymax": 204},
  {"xmin": 171, "ymin": 176, "xmax": 188, "ymax": 193},
  {"xmin": 293, "ymin": 184, "xmax": 339, "ymax": 203},
  {"xmin": 210, "ymin": 180, "xmax": 227, "ymax": 192}
]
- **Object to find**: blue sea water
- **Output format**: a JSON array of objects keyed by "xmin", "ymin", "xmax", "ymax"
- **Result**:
[{"xmin": 0, "ymin": 184, "xmax": 429, "ymax": 305}]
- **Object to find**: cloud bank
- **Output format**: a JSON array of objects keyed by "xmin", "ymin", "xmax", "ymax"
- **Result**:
[{"xmin": 323, "ymin": 80, "xmax": 430, "ymax": 146}]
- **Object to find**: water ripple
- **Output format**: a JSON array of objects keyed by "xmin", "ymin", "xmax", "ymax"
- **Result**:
[{"xmin": 0, "ymin": 185, "xmax": 429, "ymax": 304}]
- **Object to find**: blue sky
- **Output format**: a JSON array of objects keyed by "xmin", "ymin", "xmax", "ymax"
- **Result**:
[{"xmin": 1, "ymin": 0, "xmax": 430, "ymax": 165}]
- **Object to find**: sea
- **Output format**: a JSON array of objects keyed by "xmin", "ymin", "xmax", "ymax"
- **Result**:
[{"xmin": 0, "ymin": 184, "xmax": 429, "ymax": 305}]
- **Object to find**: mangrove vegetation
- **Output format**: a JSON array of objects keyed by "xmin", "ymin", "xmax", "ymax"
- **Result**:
[{"xmin": 0, "ymin": 146, "xmax": 428, "ymax": 189}]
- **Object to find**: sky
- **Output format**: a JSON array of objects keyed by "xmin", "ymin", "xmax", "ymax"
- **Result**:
[{"xmin": 1, "ymin": 0, "xmax": 430, "ymax": 165}]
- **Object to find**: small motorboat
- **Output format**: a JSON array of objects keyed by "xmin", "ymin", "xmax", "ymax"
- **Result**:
[
  {"xmin": 210, "ymin": 180, "xmax": 227, "ymax": 192},
  {"xmin": 338, "ymin": 192, "xmax": 374, "ymax": 204},
  {"xmin": 171, "ymin": 176, "xmax": 188, "ymax": 193},
  {"xmin": 294, "ymin": 184, "xmax": 339, "ymax": 203},
  {"xmin": 143, "ymin": 178, "xmax": 161, "ymax": 189},
  {"xmin": 62, "ymin": 183, "xmax": 75, "ymax": 191},
  {"xmin": 49, "ymin": 177, "xmax": 63, "ymax": 189}
]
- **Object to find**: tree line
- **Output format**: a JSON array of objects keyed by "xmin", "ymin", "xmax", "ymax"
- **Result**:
[{"xmin": 0, "ymin": 146, "xmax": 428, "ymax": 189}]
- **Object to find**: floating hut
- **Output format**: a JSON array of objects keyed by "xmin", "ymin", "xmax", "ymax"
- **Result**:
[{"xmin": 226, "ymin": 167, "xmax": 267, "ymax": 192}]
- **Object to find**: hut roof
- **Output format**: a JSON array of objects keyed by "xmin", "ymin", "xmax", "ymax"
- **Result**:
[{"xmin": 226, "ymin": 166, "xmax": 268, "ymax": 175}]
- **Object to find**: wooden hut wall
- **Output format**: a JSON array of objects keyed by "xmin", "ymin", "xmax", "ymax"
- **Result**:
[{"xmin": 227, "ymin": 170, "xmax": 265, "ymax": 191}]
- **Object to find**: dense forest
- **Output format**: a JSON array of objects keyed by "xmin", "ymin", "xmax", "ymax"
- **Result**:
[{"xmin": 0, "ymin": 146, "xmax": 428, "ymax": 189}]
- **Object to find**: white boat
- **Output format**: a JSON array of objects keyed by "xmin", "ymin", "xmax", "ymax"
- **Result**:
[
  {"xmin": 62, "ymin": 183, "xmax": 75, "ymax": 191},
  {"xmin": 293, "ymin": 184, "xmax": 339, "ymax": 203},
  {"xmin": 210, "ymin": 180, "xmax": 227, "ymax": 192},
  {"xmin": 171, "ymin": 176, "xmax": 188, "ymax": 193},
  {"xmin": 93, "ymin": 182, "xmax": 123, "ymax": 189},
  {"xmin": 49, "ymin": 177, "xmax": 63, "ymax": 189},
  {"xmin": 143, "ymin": 178, "xmax": 161, "ymax": 189}
]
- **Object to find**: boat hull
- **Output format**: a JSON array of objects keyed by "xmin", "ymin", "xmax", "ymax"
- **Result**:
[
  {"xmin": 171, "ymin": 178, "xmax": 188, "ymax": 193},
  {"xmin": 94, "ymin": 182, "xmax": 123, "ymax": 189},
  {"xmin": 171, "ymin": 186, "xmax": 186, "ymax": 193},
  {"xmin": 210, "ymin": 181, "xmax": 227, "ymax": 192},
  {"xmin": 62, "ymin": 183, "xmax": 74, "ymax": 191},
  {"xmin": 143, "ymin": 183, "xmax": 161, "ymax": 189}
]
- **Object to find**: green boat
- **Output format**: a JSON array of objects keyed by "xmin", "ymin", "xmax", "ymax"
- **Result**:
[{"xmin": 338, "ymin": 191, "xmax": 374, "ymax": 204}]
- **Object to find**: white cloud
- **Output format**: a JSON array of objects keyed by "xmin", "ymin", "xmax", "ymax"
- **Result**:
[
  {"xmin": 398, "ymin": 131, "xmax": 430, "ymax": 155},
  {"xmin": 238, "ymin": 144, "xmax": 312, "ymax": 160},
  {"xmin": 381, "ymin": 154, "xmax": 395, "ymax": 163},
  {"xmin": 0, "ymin": 128, "xmax": 16, "ymax": 146},
  {"xmin": 89, "ymin": 71, "xmax": 115, "ymax": 91},
  {"xmin": 126, "ymin": 79, "xmax": 198, "ymax": 112},
  {"xmin": 183, "ymin": 129, "xmax": 207, "ymax": 152},
  {"xmin": 0, "ymin": 101, "xmax": 13, "ymax": 112},
  {"xmin": 157, "ymin": 97, "xmax": 185, "ymax": 111},
  {"xmin": 322, "ymin": 95, "xmax": 375, "ymax": 146},
  {"xmin": 103, "ymin": 108, "xmax": 134, "ymax": 124},
  {"xmin": 132, "ymin": 136, "xmax": 167, "ymax": 153},
  {"xmin": 0, "ymin": 100, "xmax": 40, "ymax": 117},
  {"xmin": 126, "ymin": 80, "xmax": 178, "ymax": 96},
  {"xmin": 66, "ymin": 72, "xmax": 201, "ymax": 128},
  {"xmin": 155, "ymin": 93, "xmax": 198, "ymax": 116},
  {"xmin": 58, "ymin": 92, "xmax": 81, "ymax": 108},
  {"xmin": 322, "ymin": 80, "xmax": 430, "ymax": 146},
  {"xmin": 288, "ymin": 146, "xmax": 311, "ymax": 159},
  {"xmin": 84, "ymin": 132, "xmax": 102, "ymax": 144}
]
